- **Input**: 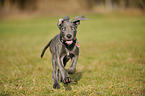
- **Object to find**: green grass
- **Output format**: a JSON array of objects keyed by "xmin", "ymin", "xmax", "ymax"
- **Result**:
[{"xmin": 0, "ymin": 14, "xmax": 145, "ymax": 95}]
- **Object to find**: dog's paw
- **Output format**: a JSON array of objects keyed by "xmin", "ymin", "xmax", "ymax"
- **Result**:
[
  {"xmin": 68, "ymin": 68, "xmax": 75, "ymax": 74},
  {"xmin": 63, "ymin": 77, "xmax": 71, "ymax": 84},
  {"xmin": 53, "ymin": 84, "xmax": 60, "ymax": 89}
]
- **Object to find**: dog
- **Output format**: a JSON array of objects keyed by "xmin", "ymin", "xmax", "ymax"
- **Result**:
[{"xmin": 41, "ymin": 15, "xmax": 88, "ymax": 89}]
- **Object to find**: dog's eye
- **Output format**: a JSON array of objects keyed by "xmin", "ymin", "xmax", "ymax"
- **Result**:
[
  {"xmin": 71, "ymin": 26, "xmax": 75, "ymax": 30},
  {"xmin": 62, "ymin": 27, "xmax": 66, "ymax": 31}
]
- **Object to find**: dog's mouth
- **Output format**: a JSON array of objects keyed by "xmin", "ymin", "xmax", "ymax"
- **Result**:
[{"xmin": 65, "ymin": 40, "xmax": 73, "ymax": 45}]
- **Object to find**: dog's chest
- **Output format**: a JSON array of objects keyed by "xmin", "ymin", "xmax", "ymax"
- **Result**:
[
  {"xmin": 64, "ymin": 46, "xmax": 78, "ymax": 58},
  {"xmin": 65, "ymin": 47, "xmax": 74, "ymax": 57},
  {"xmin": 65, "ymin": 53, "xmax": 73, "ymax": 59},
  {"xmin": 60, "ymin": 40, "xmax": 79, "ymax": 57}
]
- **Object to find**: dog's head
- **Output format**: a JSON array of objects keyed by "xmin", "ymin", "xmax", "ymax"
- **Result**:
[{"xmin": 57, "ymin": 15, "xmax": 88, "ymax": 45}]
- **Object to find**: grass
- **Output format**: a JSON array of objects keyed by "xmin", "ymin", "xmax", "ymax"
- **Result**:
[{"xmin": 0, "ymin": 14, "xmax": 145, "ymax": 95}]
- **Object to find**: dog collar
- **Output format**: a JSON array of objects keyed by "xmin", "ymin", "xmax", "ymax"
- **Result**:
[{"xmin": 76, "ymin": 42, "xmax": 79, "ymax": 48}]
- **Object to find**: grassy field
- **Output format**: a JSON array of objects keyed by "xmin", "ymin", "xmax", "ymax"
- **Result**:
[{"xmin": 0, "ymin": 14, "xmax": 145, "ymax": 95}]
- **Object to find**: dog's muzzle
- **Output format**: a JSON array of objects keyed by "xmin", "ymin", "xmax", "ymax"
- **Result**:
[{"xmin": 60, "ymin": 34, "xmax": 76, "ymax": 45}]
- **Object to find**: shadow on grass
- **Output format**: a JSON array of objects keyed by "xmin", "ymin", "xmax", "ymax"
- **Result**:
[
  {"xmin": 63, "ymin": 71, "xmax": 83, "ymax": 91},
  {"xmin": 70, "ymin": 71, "xmax": 83, "ymax": 84}
]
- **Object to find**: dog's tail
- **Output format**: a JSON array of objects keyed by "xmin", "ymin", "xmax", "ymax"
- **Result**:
[{"xmin": 41, "ymin": 39, "xmax": 52, "ymax": 58}]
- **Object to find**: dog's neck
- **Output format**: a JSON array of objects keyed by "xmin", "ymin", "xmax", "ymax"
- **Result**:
[{"xmin": 60, "ymin": 34, "xmax": 76, "ymax": 51}]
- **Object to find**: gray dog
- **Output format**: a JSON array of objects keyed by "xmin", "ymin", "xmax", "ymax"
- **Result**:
[{"xmin": 41, "ymin": 15, "xmax": 88, "ymax": 89}]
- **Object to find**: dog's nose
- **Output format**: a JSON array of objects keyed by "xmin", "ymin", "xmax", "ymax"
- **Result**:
[{"xmin": 67, "ymin": 34, "xmax": 72, "ymax": 38}]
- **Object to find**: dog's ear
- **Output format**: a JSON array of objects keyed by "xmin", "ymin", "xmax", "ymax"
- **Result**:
[
  {"xmin": 57, "ymin": 18, "xmax": 63, "ymax": 29},
  {"xmin": 71, "ymin": 15, "xmax": 88, "ymax": 27},
  {"xmin": 57, "ymin": 16, "xmax": 70, "ymax": 29},
  {"xmin": 63, "ymin": 16, "xmax": 70, "ymax": 21}
]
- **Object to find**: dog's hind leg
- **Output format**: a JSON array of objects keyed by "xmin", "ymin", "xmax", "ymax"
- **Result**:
[
  {"xmin": 58, "ymin": 56, "xmax": 69, "ymax": 82},
  {"xmin": 52, "ymin": 54, "xmax": 60, "ymax": 89}
]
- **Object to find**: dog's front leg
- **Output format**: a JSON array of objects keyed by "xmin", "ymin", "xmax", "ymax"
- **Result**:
[
  {"xmin": 52, "ymin": 54, "xmax": 60, "ymax": 89},
  {"xmin": 57, "ymin": 56, "xmax": 71, "ymax": 84},
  {"xmin": 68, "ymin": 55, "xmax": 78, "ymax": 74}
]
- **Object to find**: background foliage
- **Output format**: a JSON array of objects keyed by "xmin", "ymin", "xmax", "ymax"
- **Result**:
[{"xmin": 0, "ymin": 0, "xmax": 145, "ymax": 18}]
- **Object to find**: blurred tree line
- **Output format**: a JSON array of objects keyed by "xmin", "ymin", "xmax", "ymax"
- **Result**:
[{"xmin": 0, "ymin": 0, "xmax": 145, "ymax": 17}]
